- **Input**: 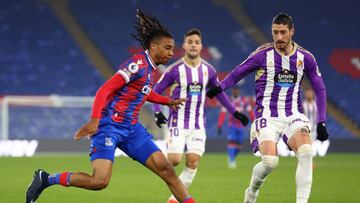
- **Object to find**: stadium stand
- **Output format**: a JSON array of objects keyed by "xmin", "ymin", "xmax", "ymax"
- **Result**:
[{"xmin": 0, "ymin": 0, "xmax": 104, "ymax": 96}]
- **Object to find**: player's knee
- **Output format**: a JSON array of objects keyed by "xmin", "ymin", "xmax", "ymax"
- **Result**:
[
  {"xmin": 169, "ymin": 158, "xmax": 181, "ymax": 166},
  {"xmin": 261, "ymin": 155, "xmax": 279, "ymax": 171},
  {"xmin": 157, "ymin": 159, "xmax": 175, "ymax": 174},
  {"xmin": 92, "ymin": 177, "xmax": 110, "ymax": 190},
  {"xmin": 168, "ymin": 156, "xmax": 182, "ymax": 166},
  {"xmin": 296, "ymin": 144, "xmax": 313, "ymax": 160},
  {"xmin": 186, "ymin": 158, "xmax": 199, "ymax": 169}
]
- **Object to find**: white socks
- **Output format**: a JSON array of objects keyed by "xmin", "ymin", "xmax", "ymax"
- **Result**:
[
  {"xmin": 169, "ymin": 167, "xmax": 197, "ymax": 201},
  {"xmin": 247, "ymin": 144, "xmax": 313, "ymax": 202},
  {"xmin": 296, "ymin": 144, "xmax": 313, "ymax": 203},
  {"xmin": 249, "ymin": 155, "xmax": 279, "ymax": 193}
]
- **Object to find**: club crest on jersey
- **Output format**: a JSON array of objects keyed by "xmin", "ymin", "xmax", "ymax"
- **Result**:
[
  {"xmin": 187, "ymin": 81, "xmax": 203, "ymax": 96},
  {"xmin": 127, "ymin": 62, "xmax": 139, "ymax": 73},
  {"xmin": 297, "ymin": 60, "xmax": 304, "ymax": 69},
  {"xmin": 105, "ymin": 137, "xmax": 114, "ymax": 147},
  {"xmin": 274, "ymin": 69, "xmax": 297, "ymax": 87}
]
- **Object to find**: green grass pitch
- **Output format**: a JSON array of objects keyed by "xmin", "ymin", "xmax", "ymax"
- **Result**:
[{"xmin": 1, "ymin": 153, "xmax": 360, "ymax": 203}]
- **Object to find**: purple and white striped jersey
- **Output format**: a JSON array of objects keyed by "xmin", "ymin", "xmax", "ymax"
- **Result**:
[
  {"xmin": 153, "ymin": 58, "xmax": 235, "ymax": 129},
  {"xmin": 220, "ymin": 43, "xmax": 327, "ymax": 122}
]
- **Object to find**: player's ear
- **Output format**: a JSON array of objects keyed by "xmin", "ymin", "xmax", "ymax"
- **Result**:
[
  {"xmin": 149, "ymin": 41, "xmax": 157, "ymax": 52},
  {"xmin": 290, "ymin": 27, "xmax": 295, "ymax": 36}
]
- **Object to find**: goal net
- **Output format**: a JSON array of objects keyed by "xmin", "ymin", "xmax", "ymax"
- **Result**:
[{"xmin": 0, "ymin": 95, "xmax": 165, "ymax": 141}]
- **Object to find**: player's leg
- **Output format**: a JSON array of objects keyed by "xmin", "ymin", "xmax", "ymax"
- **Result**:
[
  {"xmin": 244, "ymin": 118, "xmax": 280, "ymax": 203},
  {"xmin": 146, "ymin": 151, "xmax": 195, "ymax": 203},
  {"xmin": 26, "ymin": 132, "xmax": 115, "ymax": 203},
  {"xmin": 227, "ymin": 127, "xmax": 238, "ymax": 168},
  {"xmin": 285, "ymin": 114, "xmax": 313, "ymax": 203},
  {"xmin": 167, "ymin": 129, "xmax": 204, "ymax": 203},
  {"xmin": 228, "ymin": 127, "xmax": 244, "ymax": 169},
  {"xmin": 167, "ymin": 127, "xmax": 186, "ymax": 167},
  {"xmin": 123, "ymin": 123, "xmax": 195, "ymax": 203},
  {"xmin": 68, "ymin": 159, "xmax": 113, "ymax": 190}
]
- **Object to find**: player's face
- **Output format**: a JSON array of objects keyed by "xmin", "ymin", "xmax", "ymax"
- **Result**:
[
  {"xmin": 183, "ymin": 34, "xmax": 202, "ymax": 59},
  {"xmin": 305, "ymin": 90, "xmax": 314, "ymax": 101},
  {"xmin": 272, "ymin": 24, "xmax": 294, "ymax": 50},
  {"xmin": 151, "ymin": 37, "xmax": 175, "ymax": 65},
  {"xmin": 232, "ymin": 88, "xmax": 239, "ymax": 97}
]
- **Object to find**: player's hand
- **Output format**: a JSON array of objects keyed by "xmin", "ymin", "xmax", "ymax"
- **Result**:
[
  {"xmin": 206, "ymin": 86, "xmax": 222, "ymax": 99},
  {"xmin": 217, "ymin": 127, "xmax": 222, "ymax": 135},
  {"xmin": 74, "ymin": 118, "xmax": 100, "ymax": 140},
  {"xmin": 154, "ymin": 111, "xmax": 168, "ymax": 128},
  {"xmin": 317, "ymin": 122, "xmax": 329, "ymax": 141},
  {"xmin": 168, "ymin": 98, "xmax": 187, "ymax": 111},
  {"xmin": 233, "ymin": 111, "xmax": 249, "ymax": 126}
]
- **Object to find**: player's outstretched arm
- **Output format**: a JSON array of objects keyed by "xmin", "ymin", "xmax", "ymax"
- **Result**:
[
  {"xmin": 168, "ymin": 98, "xmax": 187, "ymax": 111},
  {"xmin": 74, "ymin": 74, "xmax": 126, "ymax": 140},
  {"xmin": 74, "ymin": 118, "xmax": 99, "ymax": 140},
  {"xmin": 305, "ymin": 56, "xmax": 329, "ymax": 141}
]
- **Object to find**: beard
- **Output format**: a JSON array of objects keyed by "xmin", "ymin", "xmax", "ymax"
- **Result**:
[
  {"xmin": 275, "ymin": 40, "xmax": 290, "ymax": 50},
  {"xmin": 186, "ymin": 51, "xmax": 199, "ymax": 59}
]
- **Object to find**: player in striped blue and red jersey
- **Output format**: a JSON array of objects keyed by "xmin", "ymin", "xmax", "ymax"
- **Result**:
[
  {"xmin": 217, "ymin": 87, "xmax": 255, "ymax": 169},
  {"xmin": 26, "ymin": 10, "xmax": 196, "ymax": 203},
  {"xmin": 207, "ymin": 13, "xmax": 330, "ymax": 203}
]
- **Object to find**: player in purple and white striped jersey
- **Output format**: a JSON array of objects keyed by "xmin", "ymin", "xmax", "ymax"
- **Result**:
[
  {"xmin": 153, "ymin": 28, "xmax": 248, "ymax": 203},
  {"xmin": 303, "ymin": 89, "xmax": 330, "ymax": 156},
  {"xmin": 303, "ymin": 89, "xmax": 318, "ymax": 141},
  {"xmin": 207, "ymin": 13, "xmax": 329, "ymax": 203}
]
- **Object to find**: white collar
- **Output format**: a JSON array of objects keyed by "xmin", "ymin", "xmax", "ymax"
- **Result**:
[{"xmin": 145, "ymin": 50, "xmax": 157, "ymax": 69}]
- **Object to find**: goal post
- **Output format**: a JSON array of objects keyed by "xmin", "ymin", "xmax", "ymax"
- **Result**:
[
  {"xmin": 1, "ymin": 95, "xmax": 94, "ymax": 140},
  {"xmin": 0, "ymin": 95, "xmax": 164, "ymax": 141}
]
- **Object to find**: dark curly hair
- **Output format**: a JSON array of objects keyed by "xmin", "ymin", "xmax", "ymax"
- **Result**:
[{"xmin": 131, "ymin": 9, "xmax": 173, "ymax": 50}]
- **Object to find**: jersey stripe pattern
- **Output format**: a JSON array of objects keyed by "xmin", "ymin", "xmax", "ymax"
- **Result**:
[{"xmin": 101, "ymin": 51, "xmax": 155, "ymax": 126}]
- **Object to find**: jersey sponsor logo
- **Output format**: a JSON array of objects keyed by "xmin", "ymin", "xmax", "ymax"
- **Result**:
[
  {"xmin": 142, "ymin": 85, "xmax": 152, "ymax": 95},
  {"xmin": 191, "ymin": 137, "xmax": 205, "ymax": 143},
  {"xmin": 288, "ymin": 118, "xmax": 310, "ymax": 126},
  {"xmin": 187, "ymin": 81, "xmax": 203, "ymax": 96},
  {"xmin": 274, "ymin": 69, "xmax": 297, "ymax": 87},
  {"xmin": 105, "ymin": 137, "xmax": 114, "ymax": 147}
]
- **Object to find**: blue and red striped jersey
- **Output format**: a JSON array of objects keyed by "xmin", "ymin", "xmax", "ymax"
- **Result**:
[{"xmin": 101, "ymin": 50, "xmax": 156, "ymax": 126}]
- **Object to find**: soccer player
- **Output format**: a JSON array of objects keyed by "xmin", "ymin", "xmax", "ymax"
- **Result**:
[
  {"xmin": 302, "ymin": 89, "xmax": 330, "ymax": 156},
  {"xmin": 206, "ymin": 13, "xmax": 330, "ymax": 203},
  {"xmin": 217, "ymin": 87, "xmax": 255, "ymax": 169},
  {"xmin": 152, "ymin": 28, "xmax": 249, "ymax": 203},
  {"xmin": 26, "ymin": 10, "xmax": 196, "ymax": 203}
]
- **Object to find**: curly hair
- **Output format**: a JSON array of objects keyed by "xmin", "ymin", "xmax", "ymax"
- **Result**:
[{"xmin": 131, "ymin": 9, "xmax": 173, "ymax": 50}]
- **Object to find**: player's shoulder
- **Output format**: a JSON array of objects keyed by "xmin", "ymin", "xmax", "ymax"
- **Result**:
[
  {"xmin": 119, "ymin": 52, "xmax": 149, "ymax": 70},
  {"xmin": 167, "ymin": 58, "xmax": 183, "ymax": 71},
  {"xmin": 201, "ymin": 59, "xmax": 215, "ymax": 70},
  {"xmin": 296, "ymin": 43, "xmax": 317, "ymax": 61},
  {"xmin": 251, "ymin": 42, "xmax": 274, "ymax": 56}
]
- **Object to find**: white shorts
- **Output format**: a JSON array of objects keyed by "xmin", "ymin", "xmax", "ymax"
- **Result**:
[
  {"xmin": 166, "ymin": 127, "xmax": 206, "ymax": 156},
  {"xmin": 250, "ymin": 113, "xmax": 311, "ymax": 152}
]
